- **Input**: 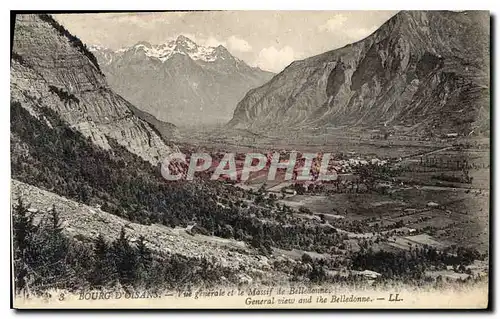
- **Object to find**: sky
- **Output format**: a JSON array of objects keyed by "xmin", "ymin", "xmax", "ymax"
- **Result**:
[{"xmin": 55, "ymin": 11, "xmax": 398, "ymax": 73}]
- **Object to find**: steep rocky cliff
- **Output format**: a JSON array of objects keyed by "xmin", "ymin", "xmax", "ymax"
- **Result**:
[
  {"xmin": 90, "ymin": 36, "xmax": 274, "ymax": 126},
  {"xmin": 228, "ymin": 11, "xmax": 490, "ymax": 137},
  {"xmin": 11, "ymin": 14, "xmax": 173, "ymax": 165}
]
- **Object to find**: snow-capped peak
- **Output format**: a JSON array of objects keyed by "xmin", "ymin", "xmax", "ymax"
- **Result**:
[
  {"xmin": 175, "ymin": 35, "xmax": 198, "ymax": 50},
  {"xmin": 96, "ymin": 35, "xmax": 234, "ymax": 63},
  {"xmin": 88, "ymin": 44, "xmax": 105, "ymax": 51}
]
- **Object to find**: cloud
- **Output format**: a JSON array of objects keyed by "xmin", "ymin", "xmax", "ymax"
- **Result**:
[
  {"xmin": 345, "ymin": 26, "xmax": 378, "ymax": 41},
  {"xmin": 105, "ymin": 13, "xmax": 175, "ymax": 30},
  {"xmin": 174, "ymin": 33, "xmax": 197, "ymax": 42},
  {"xmin": 319, "ymin": 14, "xmax": 348, "ymax": 32},
  {"xmin": 202, "ymin": 36, "xmax": 226, "ymax": 47},
  {"xmin": 255, "ymin": 45, "xmax": 296, "ymax": 72},
  {"xmin": 227, "ymin": 36, "xmax": 252, "ymax": 52},
  {"xmin": 199, "ymin": 35, "xmax": 251, "ymax": 53}
]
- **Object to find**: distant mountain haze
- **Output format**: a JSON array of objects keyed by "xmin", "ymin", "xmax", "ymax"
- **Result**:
[
  {"xmin": 228, "ymin": 11, "xmax": 490, "ymax": 138},
  {"xmin": 90, "ymin": 36, "xmax": 274, "ymax": 127}
]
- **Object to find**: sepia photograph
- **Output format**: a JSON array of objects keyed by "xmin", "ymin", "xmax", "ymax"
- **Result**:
[{"xmin": 8, "ymin": 8, "xmax": 491, "ymax": 310}]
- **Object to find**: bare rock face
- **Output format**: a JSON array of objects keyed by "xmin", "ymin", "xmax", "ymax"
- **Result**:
[
  {"xmin": 228, "ymin": 11, "xmax": 490, "ymax": 137},
  {"xmin": 11, "ymin": 14, "xmax": 173, "ymax": 165}
]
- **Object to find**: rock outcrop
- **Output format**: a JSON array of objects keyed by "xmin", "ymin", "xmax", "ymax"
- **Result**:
[
  {"xmin": 228, "ymin": 11, "xmax": 490, "ymax": 137},
  {"xmin": 11, "ymin": 14, "xmax": 173, "ymax": 165}
]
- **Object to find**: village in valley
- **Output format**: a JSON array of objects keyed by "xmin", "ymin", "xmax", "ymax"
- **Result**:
[{"xmin": 166, "ymin": 126, "xmax": 490, "ymax": 284}]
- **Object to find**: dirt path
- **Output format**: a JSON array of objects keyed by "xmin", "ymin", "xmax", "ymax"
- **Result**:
[{"xmin": 401, "ymin": 146, "xmax": 455, "ymax": 160}]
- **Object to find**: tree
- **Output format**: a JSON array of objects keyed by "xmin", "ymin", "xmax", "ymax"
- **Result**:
[
  {"xmin": 34, "ymin": 205, "xmax": 70, "ymax": 289},
  {"xmin": 12, "ymin": 199, "xmax": 35, "ymax": 254},
  {"xmin": 12, "ymin": 199, "xmax": 36, "ymax": 294},
  {"xmin": 309, "ymin": 263, "xmax": 327, "ymax": 282},
  {"xmin": 258, "ymin": 183, "xmax": 267, "ymax": 194},
  {"xmin": 111, "ymin": 227, "xmax": 138, "ymax": 286},
  {"xmin": 319, "ymin": 213, "xmax": 326, "ymax": 223},
  {"xmin": 280, "ymin": 188, "xmax": 286, "ymax": 199},
  {"xmin": 135, "ymin": 235, "xmax": 152, "ymax": 285},
  {"xmin": 301, "ymin": 253, "xmax": 313, "ymax": 264},
  {"xmin": 89, "ymin": 233, "xmax": 116, "ymax": 288},
  {"xmin": 12, "ymin": 201, "xmax": 95, "ymax": 294},
  {"xmin": 48, "ymin": 204, "xmax": 62, "ymax": 233},
  {"xmin": 136, "ymin": 236, "xmax": 151, "ymax": 264}
]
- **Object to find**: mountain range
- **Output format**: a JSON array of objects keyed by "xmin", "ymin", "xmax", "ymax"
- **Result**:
[
  {"xmin": 228, "ymin": 11, "xmax": 490, "ymax": 138},
  {"xmin": 9, "ymin": 11, "xmax": 491, "ymax": 295},
  {"xmin": 90, "ymin": 36, "xmax": 274, "ymax": 127}
]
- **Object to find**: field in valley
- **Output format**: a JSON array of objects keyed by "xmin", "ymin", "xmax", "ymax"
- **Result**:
[
  {"xmin": 198, "ymin": 131, "xmax": 491, "ymax": 280},
  {"xmin": 178, "ymin": 128, "xmax": 490, "ymax": 256}
]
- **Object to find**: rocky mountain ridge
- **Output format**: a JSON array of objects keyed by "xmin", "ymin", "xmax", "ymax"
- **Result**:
[
  {"xmin": 228, "ymin": 11, "xmax": 490, "ymax": 138},
  {"xmin": 11, "ymin": 14, "xmax": 174, "ymax": 165},
  {"xmin": 92, "ymin": 35, "xmax": 244, "ymax": 64},
  {"xmin": 90, "ymin": 36, "xmax": 274, "ymax": 126}
]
